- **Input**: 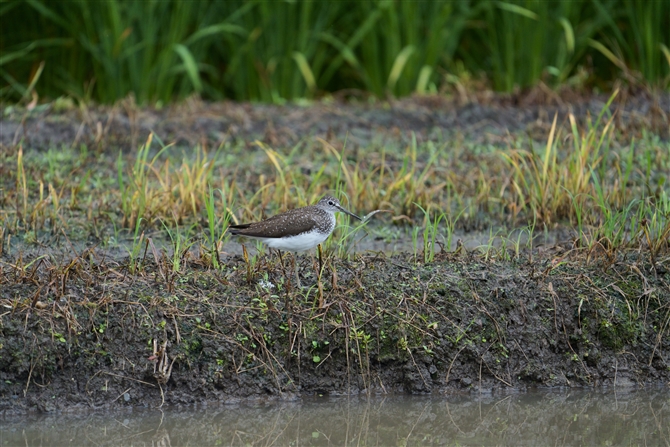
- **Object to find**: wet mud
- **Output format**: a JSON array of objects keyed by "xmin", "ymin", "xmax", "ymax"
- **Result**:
[{"xmin": 2, "ymin": 88, "xmax": 668, "ymax": 152}]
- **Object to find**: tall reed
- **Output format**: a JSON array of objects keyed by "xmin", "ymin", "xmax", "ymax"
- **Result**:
[{"xmin": 3, "ymin": 0, "xmax": 668, "ymax": 103}]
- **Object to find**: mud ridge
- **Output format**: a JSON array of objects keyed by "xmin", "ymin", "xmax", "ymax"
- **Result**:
[{"xmin": 1, "ymin": 248, "xmax": 668, "ymax": 414}]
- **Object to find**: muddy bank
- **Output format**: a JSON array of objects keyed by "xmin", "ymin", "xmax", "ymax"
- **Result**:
[{"xmin": 1, "ymin": 247, "xmax": 668, "ymax": 414}]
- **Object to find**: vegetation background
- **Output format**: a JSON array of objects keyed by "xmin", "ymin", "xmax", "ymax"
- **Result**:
[{"xmin": 2, "ymin": 0, "xmax": 669, "ymax": 104}]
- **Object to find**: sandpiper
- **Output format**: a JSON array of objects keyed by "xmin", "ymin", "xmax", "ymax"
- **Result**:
[{"xmin": 228, "ymin": 195, "xmax": 361, "ymax": 286}]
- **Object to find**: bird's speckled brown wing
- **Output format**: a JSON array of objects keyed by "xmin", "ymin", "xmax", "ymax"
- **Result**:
[{"xmin": 227, "ymin": 206, "xmax": 324, "ymax": 238}]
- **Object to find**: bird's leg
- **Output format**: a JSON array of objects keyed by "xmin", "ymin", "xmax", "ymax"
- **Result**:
[
  {"xmin": 276, "ymin": 249, "xmax": 295, "ymax": 291},
  {"xmin": 317, "ymin": 244, "xmax": 324, "ymax": 308},
  {"xmin": 276, "ymin": 249, "xmax": 288, "ymax": 282},
  {"xmin": 317, "ymin": 244, "xmax": 324, "ymax": 280},
  {"xmin": 293, "ymin": 252, "xmax": 301, "ymax": 289}
]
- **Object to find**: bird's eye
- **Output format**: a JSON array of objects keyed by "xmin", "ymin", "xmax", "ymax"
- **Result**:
[{"xmin": 328, "ymin": 200, "xmax": 335, "ymax": 206}]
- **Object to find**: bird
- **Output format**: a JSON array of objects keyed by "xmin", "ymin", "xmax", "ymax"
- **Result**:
[{"xmin": 227, "ymin": 195, "xmax": 361, "ymax": 287}]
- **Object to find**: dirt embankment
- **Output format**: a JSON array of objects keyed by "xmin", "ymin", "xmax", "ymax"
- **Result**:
[{"xmin": 1, "ymin": 247, "xmax": 668, "ymax": 414}]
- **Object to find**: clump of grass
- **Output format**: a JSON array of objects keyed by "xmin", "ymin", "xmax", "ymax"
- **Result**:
[
  {"xmin": 202, "ymin": 186, "xmax": 232, "ymax": 269},
  {"xmin": 161, "ymin": 218, "xmax": 196, "ymax": 274},
  {"xmin": 499, "ymin": 92, "xmax": 618, "ymax": 225},
  {"xmin": 415, "ymin": 204, "xmax": 445, "ymax": 263},
  {"xmin": 118, "ymin": 134, "xmax": 159, "ymax": 229},
  {"xmin": 9, "ymin": 146, "xmax": 84, "ymax": 234},
  {"xmin": 117, "ymin": 134, "xmax": 218, "ymax": 229},
  {"xmin": 127, "ymin": 218, "xmax": 147, "ymax": 274},
  {"xmin": 318, "ymin": 135, "xmax": 446, "ymax": 220}
]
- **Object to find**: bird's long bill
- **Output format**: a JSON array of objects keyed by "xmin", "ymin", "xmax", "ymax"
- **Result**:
[{"xmin": 336, "ymin": 204, "xmax": 362, "ymax": 221}]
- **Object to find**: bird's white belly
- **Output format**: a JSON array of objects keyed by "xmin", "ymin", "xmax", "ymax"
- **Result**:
[{"xmin": 262, "ymin": 231, "xmax": 329, "ymax": 252}]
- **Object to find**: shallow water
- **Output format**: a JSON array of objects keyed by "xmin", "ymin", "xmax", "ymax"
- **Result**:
[
  {"xmin": 2, "ymin": 224, "xmax": 571, "ymax": 265},
  {"xmin": 221, "ymin": 225, "xmax": 574, "ymax": 257},
  {"xmin": 2, "ymin": 389, "xmax": 668, "ymax": 446}
]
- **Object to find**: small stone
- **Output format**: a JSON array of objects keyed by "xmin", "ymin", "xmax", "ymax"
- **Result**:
[{"xmin": 123, "ymin": 393, "xmax": 130, "ymax": 402}]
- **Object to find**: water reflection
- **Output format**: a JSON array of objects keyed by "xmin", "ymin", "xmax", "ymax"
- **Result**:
[{"xmin": 1, "ymin": 389, "xmax": 668, "ymax": 446}]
